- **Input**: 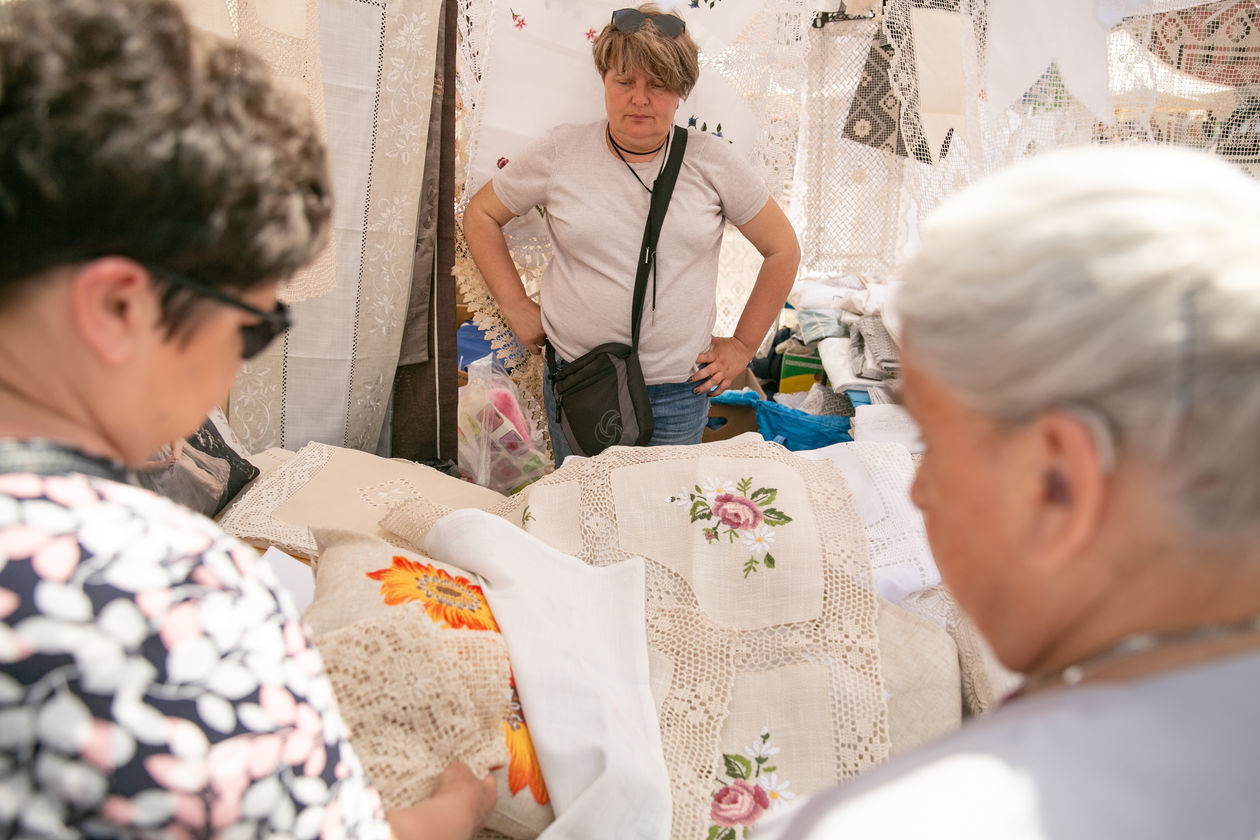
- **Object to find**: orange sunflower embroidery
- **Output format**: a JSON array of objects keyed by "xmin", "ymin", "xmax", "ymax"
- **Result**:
[
  {"xmin": 365, "ymin": 556, "xmax": 499, "ymax": 632},
  {"xmin": 504, "ymin": 680, "xmax": 549, "ymax": 804}
]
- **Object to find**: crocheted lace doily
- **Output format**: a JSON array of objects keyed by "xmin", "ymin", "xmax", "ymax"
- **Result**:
[{"xmin": 384, "ymin": 437, "xmax": 889, "ymax": 838}]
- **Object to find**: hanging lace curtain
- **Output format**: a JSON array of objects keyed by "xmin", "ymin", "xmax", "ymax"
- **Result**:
[
  {"xmin": 177, "ymin": 0, "xmax": 339, "ymax": 305},
  {"xmin": 193, "ymin": 0, "xmax": 445, "ymax": 454},
  {"xmin": 454, "ymin": 0, "xmax": 809, "ymax": 440},
  {"xmin": 799, "ymin": 0, "xmax": 1260, "ymax": 284}
]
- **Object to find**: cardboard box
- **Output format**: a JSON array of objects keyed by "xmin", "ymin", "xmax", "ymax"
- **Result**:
[
  {"xmin": 779, "ymin": 349, "xmax": 826, "ymax": 393},
  {"xmin": 702, "ymin": 369, "xmax": 767, "ymax": 443}
]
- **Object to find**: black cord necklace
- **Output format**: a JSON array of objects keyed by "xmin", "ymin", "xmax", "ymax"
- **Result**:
[{"xmin": 608, "ymin": 124, "xmax": 669, "ymax": 194}]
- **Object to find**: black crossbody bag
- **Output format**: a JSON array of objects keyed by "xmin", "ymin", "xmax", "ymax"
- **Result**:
[{"xmin": 545, "ymin": 124, "xmax": 688, "ymax": 457}]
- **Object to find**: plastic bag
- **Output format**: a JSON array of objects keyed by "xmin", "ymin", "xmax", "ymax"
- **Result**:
[{"xmin": 457, "ymin": 354, "xmax": 550, "ymax": 494}]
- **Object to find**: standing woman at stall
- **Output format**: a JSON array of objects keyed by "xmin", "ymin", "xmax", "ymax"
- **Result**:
[{"xmin": 463, "ymin": 3, "xmax": 800, "ymax": 465}]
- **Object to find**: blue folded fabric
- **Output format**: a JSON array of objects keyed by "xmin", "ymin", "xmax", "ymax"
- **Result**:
[
  {"xmin": 845, "ymin": 388, "xmax": 872, "ymax": 408},
  {"xmin": 710, "ymin": 388, "xmax": 763, "ymax": 407},
  {"xmin": 755, "ymin": 400, "xmax": 852, "ymax": 451}
]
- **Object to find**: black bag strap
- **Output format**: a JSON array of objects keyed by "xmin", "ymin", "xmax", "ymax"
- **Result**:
[
  {"xmin": 630, "ymin": 124, "xmax": 688, "ymax": 350},
  {"xmin": 547, "ymin": 124, "xmax": 688, "ymax": 376}
]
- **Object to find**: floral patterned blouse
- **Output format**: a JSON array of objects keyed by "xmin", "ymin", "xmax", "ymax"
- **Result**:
[{"xmin": 0, "ymin": 454, "xmax": 390, "ymax": 838}]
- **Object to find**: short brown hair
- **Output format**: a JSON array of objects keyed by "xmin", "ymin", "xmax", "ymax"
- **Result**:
[{"xmin": 592, "ymin": 4, "xmax": 699, "ymax": 98}]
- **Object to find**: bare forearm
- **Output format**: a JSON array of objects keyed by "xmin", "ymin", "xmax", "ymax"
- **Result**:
[
  {"xmin": 462, "ymin": 212, "xmax": 531, "ymax": 314},
  {"xmin": 730, "ymin": 197, "xmax": 800, "ymax": 356},
  {"xmin": 462, "ymin": 185, "xmax": 545, "ymax": 353},
  {"xmin": 732, "ymin": 250, "xmax": 797, "ymax": 354}
]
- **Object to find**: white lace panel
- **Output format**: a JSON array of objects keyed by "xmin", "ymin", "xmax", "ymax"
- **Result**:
[{"xmin": 899, "ymin": 586, "xmax": 1025, "ymax": 717}]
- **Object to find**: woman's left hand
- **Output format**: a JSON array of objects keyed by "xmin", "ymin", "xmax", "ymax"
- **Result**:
[{"xmin": 691, "ymin": 335, "xmax": 754, "ymax": 396}]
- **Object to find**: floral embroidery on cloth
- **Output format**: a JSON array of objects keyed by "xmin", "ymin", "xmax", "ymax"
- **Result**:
[
  {"xmin": 504, "ymin": 679, "xmax": 549, "ymax": 804},
  {"xmin": 669, "ymin": 477, "xmax": 793, "ymax": 577},
  {"xmin": 687, "ymin": 114, "xmax": 733, "ymax": 141},
  {"xmin": 365, "ymin": 556, "xmax": 549, "ymax": 805},
  {"xmin": 708, "ymin": 728, "xmax": 795, "ymax": 838},
  {"xmin": 367, "ymin": 556, "xmax": 499, "ymax": 631}
]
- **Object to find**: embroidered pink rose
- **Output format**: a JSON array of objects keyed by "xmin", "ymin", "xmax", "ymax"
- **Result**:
[
  {"xmin": 711, "ymin": 779, "xmax": 769, "ymax": 827},
  {"xmin": 712, "ymin": 493, "xmax": 763, "ymax": 530},
  {"xmin": 668, "ymin": 477, "xmax": 793, "ymax": 578},
  {"xmin": 496, "ymin": 157, "xmax": 509, "ymax": 169}
]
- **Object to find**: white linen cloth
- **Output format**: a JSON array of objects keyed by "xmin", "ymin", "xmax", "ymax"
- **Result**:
[
  {"xmin": 260, "ymin": 545, "xmax": 315, "ymax": 614},
  {"xmin": 910, "ymin": 8, "xmax": 975, "ymax": 164},
  {"xmin": 985, "ymin": 0, "xmax": 1113, "ymax": 121},
  {"xmin": 817, "ymin": 336, "xmax": 884, "ymax": 393},
  {"xmin": 851, "ymin": 404, "xmax": 924, "ymax": 453},
  {"xmin": 796, "ymin": 442, "xmax": 939, "ymax": 602},
  {"xmin": 787, "ymin": 274, "xmax": 864, "ymax": 311},
  {"xmin": 423, "ymin": 509, "xmax": 672, "ymax": 840}
]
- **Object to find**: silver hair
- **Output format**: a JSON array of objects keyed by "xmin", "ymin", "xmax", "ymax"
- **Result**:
[{"xmin": 895, "ymin": 143, "xmax": 1260, "ymax": 538}]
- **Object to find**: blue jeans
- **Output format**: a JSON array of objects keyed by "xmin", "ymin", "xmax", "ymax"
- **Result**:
[{"xmin": 542, "ymin": 357, "xmax": 710, "ymax": 468}]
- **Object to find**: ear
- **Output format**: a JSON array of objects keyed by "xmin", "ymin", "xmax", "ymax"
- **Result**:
[
  {"xmin": 69, "ymin": 257, "xmax": 159, "ymax": 367},
  {"xmin": 1022, "ymin": 409, "xmax": 1110, "ymax": 572}
]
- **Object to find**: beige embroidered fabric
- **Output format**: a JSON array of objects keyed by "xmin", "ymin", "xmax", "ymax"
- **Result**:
[
  {"xmin": 242, "ymin": 446, "xmax": 297, "ymax": 483},
  {"xmin": 219, "ymin": 0, "xmax": 443, "ymax": 453},
  {"xmin": 305, "ymin": 528, "xmax": 554, "ymax": 838},
  {"xmin": 875, "ymin": 597, "xmax": 961, "ymax": 755},
  {"xmin": 304, "ymin": 528, "xmax": 509, "ymax": 813},
  {"xmin": 384, "ymin": 438, "xmax": 894, "ymax": 837},
  {"xmin": 218, "ymin": 441, "xmax": 504, "ymax": 559},
  {"xmin": 900, "ymin": 584, "xmax": 1023, "ymax": 716}
]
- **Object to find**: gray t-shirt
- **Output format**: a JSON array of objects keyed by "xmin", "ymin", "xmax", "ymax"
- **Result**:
[{"xmin": 492, "ymin": 121, "xmax": 769, "ymax": 384}]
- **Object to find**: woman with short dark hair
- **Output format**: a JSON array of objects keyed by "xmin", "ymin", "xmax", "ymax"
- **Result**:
[{"xmin": 0, "ymin": 1, "xmax": 494, "ymax": 837}]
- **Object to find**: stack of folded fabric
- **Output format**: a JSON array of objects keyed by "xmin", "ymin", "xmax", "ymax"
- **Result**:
[{"xmin": 809, "ymin": 280, "xmax": 903, "ymax": 406}]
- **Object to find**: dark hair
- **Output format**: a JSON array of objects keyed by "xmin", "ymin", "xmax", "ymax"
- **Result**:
[{"xmin": 0, "ymin": 0, "xmax": 332, "ymax": 325}]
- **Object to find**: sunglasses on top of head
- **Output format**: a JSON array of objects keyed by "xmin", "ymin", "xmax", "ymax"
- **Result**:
[
  {"xmin": 155, "ymin": 270, "xmax": 292, "ymax": 360},
  {"xmin": 611, "ymin": 8, "xmax": 686, "ymax": 38}
]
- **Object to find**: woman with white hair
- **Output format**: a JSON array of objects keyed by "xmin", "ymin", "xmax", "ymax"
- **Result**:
[{"xmin": 754, "ymin": 143, "xmax": 1260, "ymax": 838}]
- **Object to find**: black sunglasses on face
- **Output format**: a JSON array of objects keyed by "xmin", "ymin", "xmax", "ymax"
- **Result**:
[
  {"xmin": 611, "ymin": 8, "xmax": 686, "ymax": 38},
  {"xmin": 156, "ymin": 270, "xmax": 291, "ymax": 360}
]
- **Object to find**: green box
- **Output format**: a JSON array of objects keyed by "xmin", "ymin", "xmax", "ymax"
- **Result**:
[{"xmin": 779, "ymin": 350, "xmax": 825, "ymax": 393}]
